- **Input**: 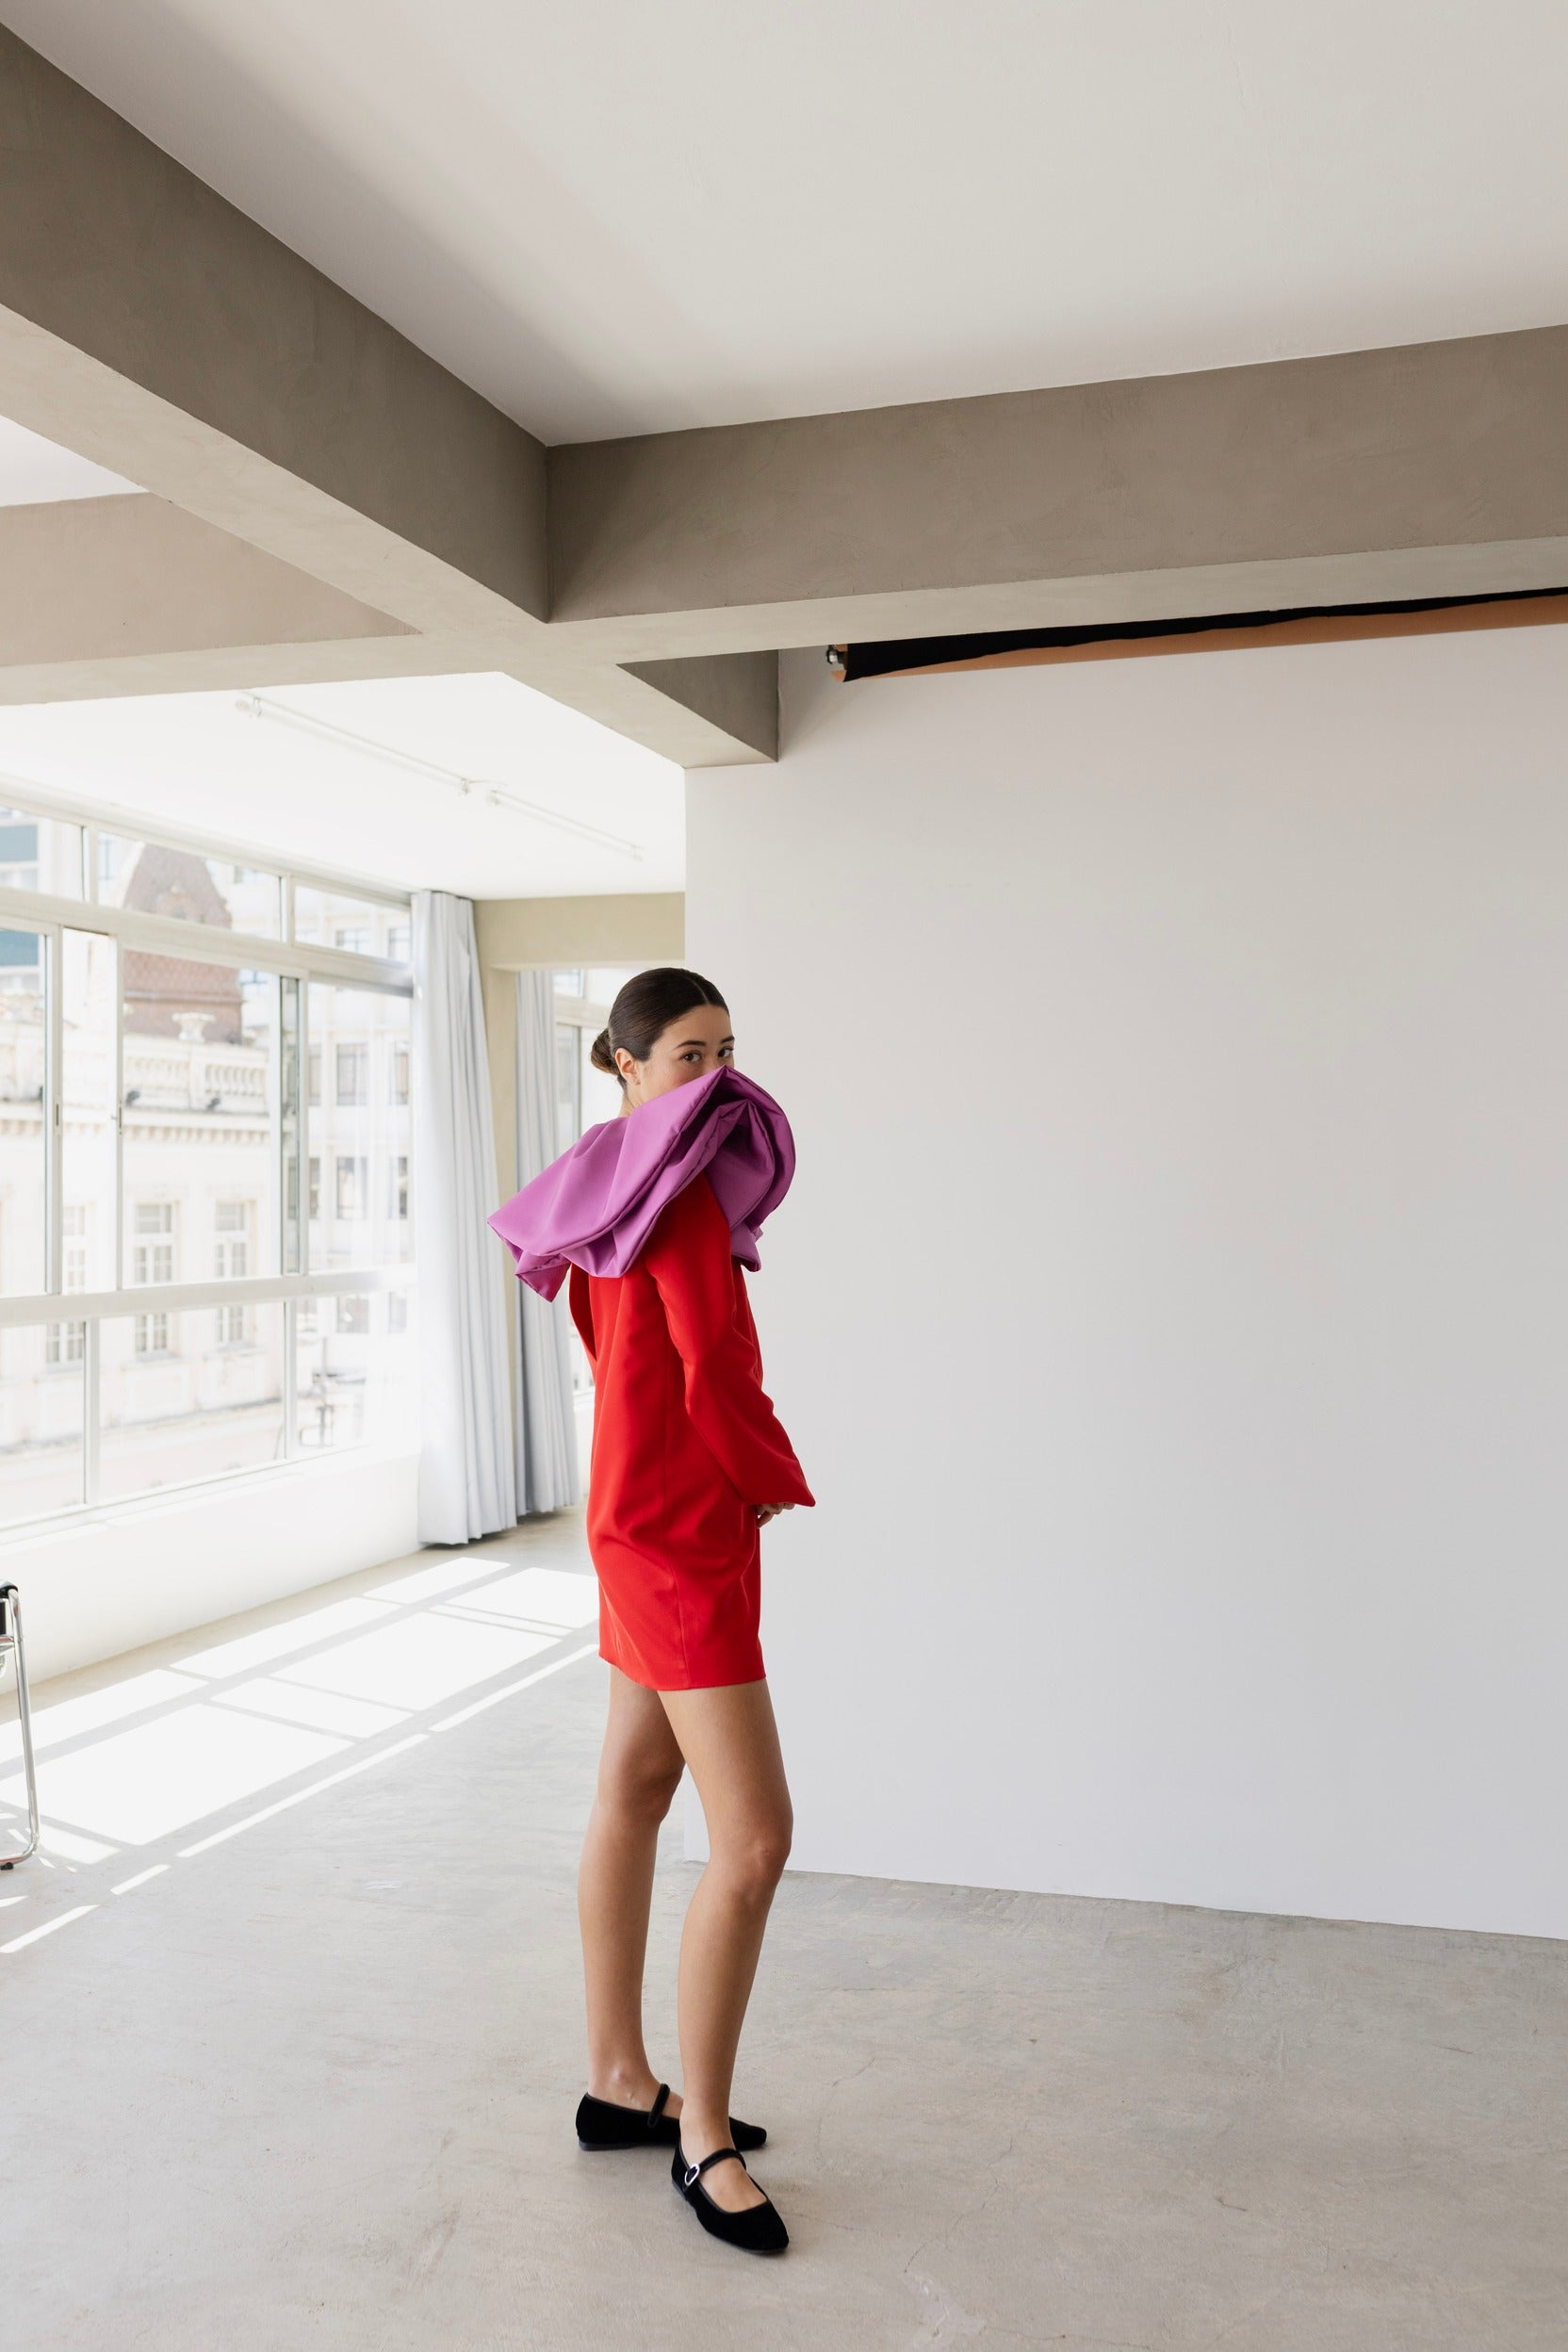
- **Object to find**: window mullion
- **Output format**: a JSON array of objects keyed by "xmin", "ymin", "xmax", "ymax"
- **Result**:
[
  {"xmin": 285, "ymin": 1296, "xmax": 299, "ymax": 1461},
  {"xmin": 45, "ymin": 924, "xmax": 63, "ymax": 1296},
  {"xmin": 301, "ymin": 977, "xmax": 312, "ymax": 1279},
  {"xmin": 83, "ymin": 1315, "xmax": 101, "ymax": 1509},
  {"xmin": 112, "ymin": 936, "xmax": 124, "ymax": 1292}
]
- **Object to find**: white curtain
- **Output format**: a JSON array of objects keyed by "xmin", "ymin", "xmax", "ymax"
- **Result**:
[
  {"xmin": 412, "ymin": 891, "xmax": 516, "ymax": 1544},
  {"xmin": 514, "ymin": 972, "xmax": 580, "ymax": 1513}
]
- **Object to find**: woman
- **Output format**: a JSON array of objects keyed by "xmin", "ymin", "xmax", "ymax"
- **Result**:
[{"xmin": 489, "ymin": 968, "xmax": 814, "ymax": 2257}]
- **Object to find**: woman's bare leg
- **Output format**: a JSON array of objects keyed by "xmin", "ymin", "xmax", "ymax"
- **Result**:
[
  {"xmin": 578, "ymin": 1664, "xmax": 689, "ymax": 2111},
  {"xmin": 658, "ymin": 1678, "xmax": 792, "ymax": 2214}
]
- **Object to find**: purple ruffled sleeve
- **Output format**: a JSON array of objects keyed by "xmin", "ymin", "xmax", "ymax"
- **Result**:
[{"xmin": 488, "ymin": 1065, "xmax": 796, "ymax": 1300}]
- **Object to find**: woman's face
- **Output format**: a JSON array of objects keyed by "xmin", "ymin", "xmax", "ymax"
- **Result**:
[{"xmin": 616, "ymin": 1002, "xmax": 734, "ymax": 1109}]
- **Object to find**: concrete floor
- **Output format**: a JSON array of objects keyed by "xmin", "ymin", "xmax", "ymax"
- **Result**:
[{"xmin": 3, "ymin": 1512, "xmax": 1565, "ymax": 2351}]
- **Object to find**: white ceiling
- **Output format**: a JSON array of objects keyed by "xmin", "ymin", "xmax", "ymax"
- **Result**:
[
  {"xmin": 0, "ymin": 674, "xmax": 681, "ymax": 899},
  {"xmin": 0, "ymin": 416, "xmax": 144, "ymax": 504},
  {"xmin": 6, "ymin": 2, "xmax": 1567, "ymax": 443}
]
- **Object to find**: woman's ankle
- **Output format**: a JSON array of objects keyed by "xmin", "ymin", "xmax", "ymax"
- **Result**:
[
  {"xmin": 587, "ymin": 2057, "xmax": 659, "ymax": 2103},
  {"xmin": 677, "ymin": 2103, "xmax": 733, "ymax": 2154}
]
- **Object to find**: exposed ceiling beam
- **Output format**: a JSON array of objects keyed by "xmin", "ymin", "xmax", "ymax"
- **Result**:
[
  {"xmin": 0, "ymin": 23, "xmax": 774, "ymax": 762},
  {"xmin": 546, "ymin": 326, "xmax": 1568, "ymax": 659},
  {"xmin": 2, "ymin": 21, "xmax": 1565, "ymax": 775},
  {"xmin": 0, "ymin": 28, "xmax": 544, "ymax": 623},
  {"xmin": 0, "ymin": 493, "xmax": 424, "ymax": 704}
]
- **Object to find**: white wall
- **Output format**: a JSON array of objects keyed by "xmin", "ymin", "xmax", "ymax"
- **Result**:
[
  {"xmin": 7, "ymin": 1449, "xmax": 420, "ymax": 1684},
  {"xmin": 685, "ymin": 633, "xmax": 1568, "ymax": 1940}
]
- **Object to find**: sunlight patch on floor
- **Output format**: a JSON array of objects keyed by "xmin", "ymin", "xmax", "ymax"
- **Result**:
[
  {"xmin": 439, "ymin": 1566, "xmax": 601, "ymax": 1630},
  {"xmin": 1, "ymin": 1537, "xmax": 601, "ymax": 1928},
  {"xmin": 275, "ymin": 1613, "xmax": 560, "ymax": 1711},
  {"xmin": 2, "ymin": 1707, "xmax": 347, "ymax": 1845},
  {"xmin": 37, "ymin": 1823, "xmax": 118, "ymax": 1864},
  {"xmin": 364, "ymin": 1556, "xmax": 515, "ymax": 1604},
  {"xmin": 0, "ymin": 1669, "xmax": 205, "ymax": 1763},
  {"xmin": 176, "ymin": 1599, "xmax": 397, "ymax": 1680},
  {"xmin": 213, "ymin": 1675, "xmax": 410, "ymax": 1740}
]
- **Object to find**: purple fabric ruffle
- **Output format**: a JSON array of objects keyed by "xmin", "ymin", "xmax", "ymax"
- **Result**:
[{"xmin": 488, "ymin": 1065, "xmax": 796, "ymax": 1300}]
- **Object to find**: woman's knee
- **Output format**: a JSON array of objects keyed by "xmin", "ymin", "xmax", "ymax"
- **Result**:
[
  {"xmin": 599, "ymin": 1752, "xmax": 685, "ymax": 1824},
  {"xmin": 712, "ymin": 1815, "xmax": 792, "ymax": 1899}
]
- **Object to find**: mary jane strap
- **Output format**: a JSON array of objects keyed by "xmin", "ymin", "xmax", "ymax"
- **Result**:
[{"xmin": 682, "ymin": 2145, "xmax": 745, "ymax": 2190}]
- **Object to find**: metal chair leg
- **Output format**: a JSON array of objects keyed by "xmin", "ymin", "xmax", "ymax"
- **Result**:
[{"xmin": 0, "ymin": 1582, "xmax": 40, "ymax": 1870}]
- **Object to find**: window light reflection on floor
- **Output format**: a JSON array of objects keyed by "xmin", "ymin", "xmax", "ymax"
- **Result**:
[
  {"xmin": 213, "ymin": 1675, "xmax": 409, "ymax": 1740},
  {"xmin": 276, "ymin": 1613, "xmax": 560, "ymax": 1712},
  {"xmin": 178, "ymin": 1598, "xmax": 397, "ymax": 1680},
  {"xmin": 436, "ymin": 1567, "xmax": 600, "ymax": 1631},
  {"xmin": 363, "ymin": 1556, "xmax": 506, "ymax": 1604},
  {"xmin": 0, "ymin": 1668, "xmax": 204, "ymax": 1764},
  {"xmin": 0, "ymin": 1557, "xmax": 601, "ymax": 1862},
  {"xmin": 1, "ymin": 1706, "xmax": 348, "ymax": 1846},
  {"xmin": 36, "ymin": 1824, "xmax": 118, "ymax": 1865}
]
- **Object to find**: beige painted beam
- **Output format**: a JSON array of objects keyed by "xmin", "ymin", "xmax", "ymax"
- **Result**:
[
  {"xmin": 0, "ymin": 25, "xmax": 772, "ymax": 763},
  {"xmin": 624, "ymin": 653, "xmax": 776, "ymax": 761},
  {"xmin": 547, "ymin": 328, "xmax": 1568, "ymax": 654},
  {"xmin": 0, "ymin": 26, "xmax": 546, "ymax": 623},
  {"xmin": 0, "ymin": 493, "xmax": 423, "ymax": 702},
  {"xmin": 6, "ymin": 24, "xmax": 1568, "ymax": 765},
  {"xmin": 474, "ymin": 892, "xmax": 684, "ymax": 974}
]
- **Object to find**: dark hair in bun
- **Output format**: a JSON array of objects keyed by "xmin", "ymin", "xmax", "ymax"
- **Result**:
[{"xmin": 592, "ymin": 966, "xmax": 728, "ymax": 1088}]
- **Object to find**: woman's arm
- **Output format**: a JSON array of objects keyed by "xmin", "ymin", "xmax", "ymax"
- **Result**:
[{"xmin": 643, "ymin": 1176, "xmax": 815, "ymax": 1511}]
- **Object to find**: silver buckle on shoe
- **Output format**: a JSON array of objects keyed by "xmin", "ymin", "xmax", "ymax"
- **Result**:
[{"xmin": 683, "ymin": 2161, "xmax": 700, "ymax": 2189}]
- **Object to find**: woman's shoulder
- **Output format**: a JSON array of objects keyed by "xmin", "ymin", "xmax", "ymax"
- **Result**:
[{"xmin": 645, "ymin": 1167, "xmax": 727, "ymax": 1250}]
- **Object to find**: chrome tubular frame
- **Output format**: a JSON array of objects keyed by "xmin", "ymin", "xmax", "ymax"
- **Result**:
[{"xmin": 0, "ymin": 1583, "xmax": 40, "ymax": 1869}]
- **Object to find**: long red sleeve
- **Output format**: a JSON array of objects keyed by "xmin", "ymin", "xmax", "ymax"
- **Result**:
[{"xmin": 642, "ymin": 1175, "xmax": 814, "ymax": 1511}]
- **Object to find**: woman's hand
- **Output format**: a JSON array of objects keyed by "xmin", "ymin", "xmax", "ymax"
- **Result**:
[{"xmin": 755, "ymin": 1502, "xmax": 796, "ymax": 1527}]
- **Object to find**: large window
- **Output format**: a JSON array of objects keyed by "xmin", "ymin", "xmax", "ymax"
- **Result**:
[
  {"xmin": 0, "ymin": 922, "xmax": 48, "ymax": 1297},
  {"xmin": 307, "ymin": 983, "xmax": 412, "ymax": 1276},
  {"xmin": 0, "ymin": 799, "xmax": 416, "ymax": 1527}
]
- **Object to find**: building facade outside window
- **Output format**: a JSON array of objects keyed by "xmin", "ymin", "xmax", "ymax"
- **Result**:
[
  {"xmin": 45, "ymin": 1320, "xmax": 85, "ymax": 1367},
  {"xmin": 133, "ymin": 1202, "xmax": 176, "ymax": 1287},
  {"xmin": 134, "ymin": 1311, "xmax": 172, "ymax": 1359},
  {"xmin": 0, "ymin": 797, "xmax": 416, "ymax": 1527},
  {"xmin": 335, "ymin": 1155, "xmax": 368, "ymax": 1219},
  {"xmin": 335, "ymin": 1042, "xmax": 368, "ymax": 1104},
  {"xmin": 61, "ymin": 1202, "xmax": 89, "ymax": 1294},
  {"xmin": 214, "ymin": 1200, "xmax": 249, "ymax": 1281}
]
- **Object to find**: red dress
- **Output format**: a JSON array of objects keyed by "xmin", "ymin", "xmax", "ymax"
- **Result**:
[{"xmin": 567, "ymin": 1171, "xmax": 814, "ymax": 1690}]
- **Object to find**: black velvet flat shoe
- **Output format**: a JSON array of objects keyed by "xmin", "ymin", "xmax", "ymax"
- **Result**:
[
  {"xmin": 672, "ymin": 2138, "xmax": 789, "ymax": 2254},
  {"xmin": 575, "ymin": 2081, "xmax": 766, "ymax": 2153}
]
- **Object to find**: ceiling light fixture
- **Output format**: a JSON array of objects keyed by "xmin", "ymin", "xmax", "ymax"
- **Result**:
[{"xmin": 233, "ymin": 694, "xmax": 645, "ymax": 861}]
